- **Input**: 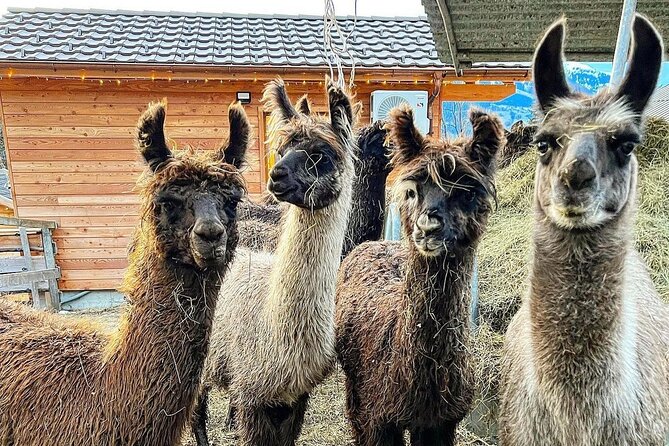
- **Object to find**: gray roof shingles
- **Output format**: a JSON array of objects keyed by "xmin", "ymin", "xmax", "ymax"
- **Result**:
[{"xmin": 0, "ymin": 8, "xmax": 448, "ymax": 69}]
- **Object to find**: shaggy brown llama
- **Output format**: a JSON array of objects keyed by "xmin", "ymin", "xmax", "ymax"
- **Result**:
[
  {"xmin": 336, "ymin": 104, "xmax": 504, "ymax": 445},
  {"xmin": 0, "ymin": 101, "xmax": 250, "ymax": 445},
  {"xmin": 237, "ymin": 115, "xmax": 391, "ymax": 255},
  {"xmin": 499, "ymin": 15, "xmax": 669, "ymax": 446},
  {"xmin": 192, "ymin": 78, "xmax": 358, "ymax": 446}
]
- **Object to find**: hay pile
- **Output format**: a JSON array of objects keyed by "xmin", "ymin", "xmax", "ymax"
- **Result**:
[{"xmin": 464, "ymin": 117, "xmax": 669, "ymax": 443}]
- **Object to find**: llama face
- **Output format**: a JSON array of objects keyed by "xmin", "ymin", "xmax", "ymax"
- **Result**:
[
  {"xmin": 388, "ymin": 105, "xmax": 503, "ymax": 257},
  {"xmin": 136, "ymin": 101, "xmax": 249, "ymax": 270},
  {"xmin": 532, "ymin": 15, "xmax": 663, "ymax": 229},
  {"xmin": 263, "ymin": 78, "xmax": 356, "ymax": 210}
]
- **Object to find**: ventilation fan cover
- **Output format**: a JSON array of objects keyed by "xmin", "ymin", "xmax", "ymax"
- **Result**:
[
  {"xmin": 371, "ymin": 90, "xmax": 430, "ymax": 134},
  {"xmin": 376, "ymin": 95, "xmax": 410, "ymax": 119}
]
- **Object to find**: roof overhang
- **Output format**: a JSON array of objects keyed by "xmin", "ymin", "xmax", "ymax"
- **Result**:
[{"xmin": 421, "ymin": 0, "xmax": 669, "ymax": 69}]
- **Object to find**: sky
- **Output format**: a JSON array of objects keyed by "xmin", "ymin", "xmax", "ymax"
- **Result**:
[{"xmin": 0, "ymin": 0, "xmax": 427, "ymax": 16}]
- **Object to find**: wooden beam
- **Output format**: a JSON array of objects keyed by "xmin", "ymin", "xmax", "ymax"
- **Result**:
[
  {"xmin": 0, "ymin": 268, "xmax": 60, "ymax": 288},
  {"xmin": 434, "ymin": 0, "xmax": 462, "ymax": 73},
  {"xmin": 0, "ymin": 216, "xmax": 57, "ymax": 229}
]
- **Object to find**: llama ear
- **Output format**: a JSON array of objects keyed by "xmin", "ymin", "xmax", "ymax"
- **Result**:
[
  {"xmin": 467, "ymin": 108, "xmax": 505, "ymax": 170},
  {"xmin": 295, "ymin": 94, "xmax": 312, "ymax": 115},
  {"xmin": 220, "ymin": 102, "xmax": 250, "ymax": 169},
  {"xmin": 262, "ymin": 77, "xmax": 298, "ymax": 122},
  {"xmin": 534, "ymin": 19, "xmax": 572, "ymax": 113},
  {"xmin": 386, "ymin": 104, "xmax": 424, "ymax": 166},
  {"xmin": 615, "ymin": 14, "xmax": 664, "ymax": 116},
  {"xmin": 326, "ymin": 78, "xmax": 355, "ymax": 139},
  {"xmin": 136, "ymin": 100, "xmax": 173, "ymax": 172}
]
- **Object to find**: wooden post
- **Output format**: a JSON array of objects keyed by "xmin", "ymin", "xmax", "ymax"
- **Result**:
[
  {"xmin": 18, "ymin": 227, "xmax": 41, "ymax": 308},
  {"xmin": 41, "ymin": 228, "xmax": 60, "ymax": 311}
]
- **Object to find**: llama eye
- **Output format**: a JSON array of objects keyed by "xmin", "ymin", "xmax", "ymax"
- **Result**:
[
  {"xmin": 619, "ymin": 141, "xmax": 636, "ymax": 156},
  {"xmin": 406, "ymin": 188, "xmax": 416, "ymax": 200},
  {"xmin": 536, "ymin": 141, "xmax": 551, "ymax": 155},
  {"xmin": 160, "ymin": 198, "xmax": 182, "ymax": 213},
  {"xmin": 464, "ymin": 190, "xmax": 477, "ymax": 202}
]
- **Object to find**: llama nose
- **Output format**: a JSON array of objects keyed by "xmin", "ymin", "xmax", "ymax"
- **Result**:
[
  {"xmin": 559, "ymin": 158, "xmax": 596, "ymax": 191},
  {"xmin": 270, "ymin": 164, "xmax": 289, "ymax": 181},
  {"xmin": 193, "ymin": 220, "xmax": 225, "ymax": 242},
  {"xmin": 416, "ymin": 212, "xmax": 443, "ymax": 235}
]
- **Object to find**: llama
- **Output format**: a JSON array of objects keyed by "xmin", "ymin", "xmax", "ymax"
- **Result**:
[
  {"xmin": 342, "ymin": 120, "xmax": 392, "ymax": 257},
  {"xmin": 336, "ymin": 104, "xmax": 504, "ymax": 445},
  {"xmin": 192, "ymin": 77, "xmax": 357, "ymax": 446},
  {"xmin": 0, "ymin": 101, "xmax": 250, "ymax": 445},
  {"xmin": 499, "ymin": 15, "xmax": 669, "ymax": 446},
  {"xmin": 237, "ymin": 116, "xmax": 391, "ymax": 255}
]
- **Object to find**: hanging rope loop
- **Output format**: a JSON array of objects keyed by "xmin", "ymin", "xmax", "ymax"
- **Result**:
[{"xmin": 323, "ymin": 0, "xmax": 357, "ymax": 89}]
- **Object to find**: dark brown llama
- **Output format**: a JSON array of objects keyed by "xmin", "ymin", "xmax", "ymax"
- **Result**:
[
  {"xmin": 499, "ymin": 15, "xmax": 669, "ymax": 446},
  {"xmin": 336, "ymin": 104, "xmax": 504, "ymax": 445},
  {"xmin": 192, "ymin": 78, "xmax": 358, "ymax": 446},
  {"xmin": 0, "ymin": 101, "xmax": 250, "ymax": 445}
]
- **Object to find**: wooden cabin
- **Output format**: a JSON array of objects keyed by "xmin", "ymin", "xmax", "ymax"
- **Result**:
[{"xmin": 0, "ymin": 9, "xmax": 529, "ymax": 305}]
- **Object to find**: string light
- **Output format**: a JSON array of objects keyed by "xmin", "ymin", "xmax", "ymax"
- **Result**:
[{"xmin": 0, "ymin": 71, "xmax": 443, "ymax": 87}]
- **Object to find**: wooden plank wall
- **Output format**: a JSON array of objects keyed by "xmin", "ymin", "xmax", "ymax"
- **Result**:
[{"xmin": 0, "ymin": 76, "xmax": 513, "ymax": 292}]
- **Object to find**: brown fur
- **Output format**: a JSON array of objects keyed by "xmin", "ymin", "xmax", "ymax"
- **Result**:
[
  {"xmin": 499, "ymin": 15, "xmax": 669, "ymax": 446},
  {"xmin": 194, "ymin": 78, "xmax": 358, "ymax": 446},
  {"xmin": 0, "ymin": 101, "xmax": 250, "ymax": 446},
  {"xmin": 336, "ymin": 105, "xmax": 504, "ymax": 445}
]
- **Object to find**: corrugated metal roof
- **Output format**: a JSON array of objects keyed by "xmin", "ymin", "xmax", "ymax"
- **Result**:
[
  {"xmin": 647, "ymin": 85, "xmax": 669, "ymax": 119},
  {"xmin": 0, "ymin": 8, "xmax": 448, "ymax": 69},
  {"xmin": 422, "ymin": 0, "xmax": 669, "ymax": 66}
]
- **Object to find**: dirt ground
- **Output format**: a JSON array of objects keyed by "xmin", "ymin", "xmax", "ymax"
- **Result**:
[{"xmin": 63, "ymin": 307, "xmax": 487, "ymax": 446}]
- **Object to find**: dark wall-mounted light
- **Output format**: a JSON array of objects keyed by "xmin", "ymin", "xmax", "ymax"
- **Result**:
[{"xmin": 236, "ymin": 91, "xmax": 251, "ymax": 104}]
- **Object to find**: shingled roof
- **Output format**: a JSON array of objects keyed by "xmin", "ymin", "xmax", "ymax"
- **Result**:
[
  {"xmin": 0, "ymin": 8, "xmax": 447, "ymax": 69},
  {"xmin": 421, "ymin": 0, "xmax": 668, "ymax": 67}
]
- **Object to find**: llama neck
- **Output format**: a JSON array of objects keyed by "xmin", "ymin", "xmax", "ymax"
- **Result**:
[
  {"xmin": 343, "ymin": 160, "xmax": 388, "ymax": 257},
  {"xmin": 399, "ymin": 245, "xmax": 474, "ymax": 358},
  {"xmin": 268, "ymin": 172, "xmax": 353, "ymax": 331},
  {"xmin": 529, "ymin": 204, "xmax": 632, "ymax": 383},
  {"xmin": 104, "ymin": 247, "xmax": 222, "ymax": 444}
]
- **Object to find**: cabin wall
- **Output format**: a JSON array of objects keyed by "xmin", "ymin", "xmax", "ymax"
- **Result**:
[{"xmin": 0, "ymin": 75, "xmax": 514, "ymax": 292}]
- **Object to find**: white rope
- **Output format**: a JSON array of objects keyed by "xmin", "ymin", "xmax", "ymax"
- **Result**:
[{"xmin": 323, "ymin": 0, "xmax": 357, "ymax": 89}]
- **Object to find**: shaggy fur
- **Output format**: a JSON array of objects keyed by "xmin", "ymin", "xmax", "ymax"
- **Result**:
[
  {"xmin": 499, "ymin": 120, "xmax": 537, "ymax": 168},
  {"xmin": 342, "ymin": 120, "xmax": 392, "ymax": 257},
  {"xmin": 336, "ymin": 104, "xmax": 504, "ymax": 445},
  {"xmin": 238, "ymin": 120, "xmax": 392, "ymax": 254},
  {"xmin": 0, "ymin": 101, "xmax": 250, "ymax": 445},
  {"xmin": 194, "ymin": 78, "xmax": 358, "ymax": 446},
  {"xmin": 499, "ymin": 15, "xmax": 669, "ymax": 446}
]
